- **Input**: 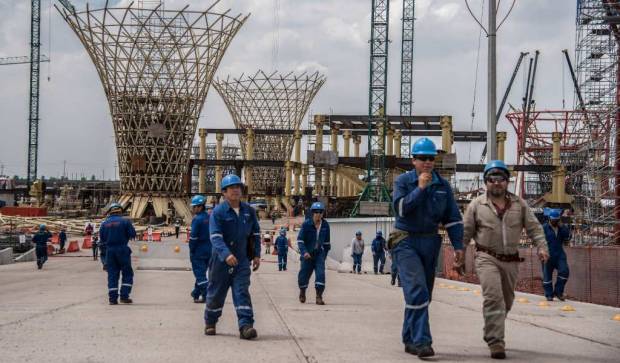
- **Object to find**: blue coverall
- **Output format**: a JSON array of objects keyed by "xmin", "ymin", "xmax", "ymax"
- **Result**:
[
  {"xmin": 542, "ymin": 222, "xmax": 571, "ymax": 299},
  {"xmin": 297, "ymin": 218, "xmax": 331, "ymax": 293},
  {"xmin": 59, "ymin": 231, "xmax": 67, "ymax": 251},
  {"xmin": 275, "ymin": 235, "xmax": 289, "ymax": 271},
  {"xmin": 99, "ymin": 215, "xmax": 136, "ymax": 302},
  {"xmin": 392, "ymin": 170, "xmax": 464, "ymax": 348},
  {"xmin": 205, "ymin": 201, "xmax": 261, "ymax": 328},
  {"xmin": 371, "ymin": 236, "xmax": 387, "ymax": 274},
  {"xmin": 32, "ymin": 231, "xmax": 51, "ymax": 269},
  {"xmin": 189, "ymin": 210, "xmax": 212, "ymax": 300}
]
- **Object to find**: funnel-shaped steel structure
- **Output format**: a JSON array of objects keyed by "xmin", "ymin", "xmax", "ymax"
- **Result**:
[{"xmin": 57, "ymin": 2, "xmax": 248, "ymax": 221}]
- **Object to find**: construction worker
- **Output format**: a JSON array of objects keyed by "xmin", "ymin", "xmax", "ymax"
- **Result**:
[
  {"xmin": 99, "ymin": 202, "xmax": 137, "ymax": 305},
  {"xmin": 174, "ymin": 220, "xmax": 181, "ymax": 239},
  {"xmin": 371, "ymin": 230, "xmax": 387, "ymax": 274},
  {"xmin": 147, "ymin": 225, "xmax": 153, "ymax": 242},
  {"xmin": 32, "ymin": 224, "xmax": 51, "ymax": 270},
  {"xmin": 462, "ymin": 160, "xmax": 549, "ymax": 359},
  {"xmin": 92, "ymin": 233, "xmax": 99, "ymax": 261},
  {"xmin": 542, "ymin": 208, "xmax": 571, "ymax": 301},
  {"xmin": 263, "ymin": 233, "xmax": 272, "ymax": 254},
  {"xmin": 58, "ymin": 227, "xmax": 67, "ymax": 253},
  {"xmin": 189, "ymin": 195, "xmax": 212, "ymax": 303},
  {"xmin": 391, "ymin": 137, "xmax": 465, "ymax": 358},
  {"xmin": 275, "ymin": 227, "xmax": 289, "ymax": 271},
  {"xmin": 99, "ymin": 231, "xmax": 108, "ymax": 271},
  {"xmin": 85, "ymin": 222, "xmax": 94, "ymax": 236},
  {"xmin": 297, "ymin": 201, "xmax": 331, "ymax": 305},
  {"xmin": 205, "ymin": 174, "xmax": 261, "ymax": 340},
  {"xmin": 389, "ymin": 250, "xmax": 400, "ymax": 286},
  {"xmin": 351, "ymin": 231, "xmax": 365, "ymax": 274}
]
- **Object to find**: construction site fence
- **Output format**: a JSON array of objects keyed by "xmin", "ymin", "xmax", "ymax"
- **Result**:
[{"xmin": 439, "ymin": 243, "xmax": 620, "ymax": 308}]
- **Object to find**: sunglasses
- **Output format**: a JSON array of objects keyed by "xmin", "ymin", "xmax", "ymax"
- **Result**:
[
  {"xmin": 414, "ymin": 156, "xmax": 435, "ymax": 162},
  {"xmin": 485, "ymin": 175, "xmax": 508, "ymax": 184},
  {"xmin": 312, "ymin": 210, "xmax": 323, "ymax": 214}
]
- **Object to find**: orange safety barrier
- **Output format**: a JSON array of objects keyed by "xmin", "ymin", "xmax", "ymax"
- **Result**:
[
  {"xmin": 82, "ymin": 237, "xmax": 92, "ymax": 249},
  {"xmin": 142, "ymin": 231, "xmax": 162, "ymax": 242},
  {"xmin": 51, "ymin": 234, "xmax": 59, "ymax": 245},
  {"xmin": 0, "ymin": 206, "xmax": 47, "ymax": 217},
  {"xmin": 67, "ymin": 240, "xmax": 80, "ymax": 253}
]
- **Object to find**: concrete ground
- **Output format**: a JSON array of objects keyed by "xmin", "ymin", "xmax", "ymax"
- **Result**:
[{"xmin": 0, "ymin": 236, "xmax": 619, "ymax": 363}]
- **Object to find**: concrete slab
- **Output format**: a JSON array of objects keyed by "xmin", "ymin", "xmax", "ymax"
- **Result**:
[
  {"xmin": 14, "ymin": 247, "xmax": 35, "ymax": 262},
  {"xmin": 0, "ymin": 248, "xmax": 618, "ymax": 363},
  {"xmin": 0, "ymin": 247, "xmax": 13, "ymax": 265}
]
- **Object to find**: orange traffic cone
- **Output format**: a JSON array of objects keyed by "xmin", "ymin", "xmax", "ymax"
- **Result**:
[
  {"xmin": 82, "ymin": 237, "xmax": 92, "ymax": 249},
  {"xmin": 67, "ymin": 240, "xmax": 80, "ymax": 252}
]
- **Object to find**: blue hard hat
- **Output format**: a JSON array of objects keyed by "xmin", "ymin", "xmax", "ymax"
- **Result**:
[
  {"xmin": 355, "ymin": 230, "xmax": 362, "ymax": 235},
  {"xmin": 190, "ymin": 195, "xmax": 206, "ymax": 207},
  {"xmin": 376, "ymin": 230, "xmax": 383, "ymax": 236},
  {"xmin": 279, "ymin": 228, "xmax": 286, "ymax": 236},
  {"xmin": 39, "ymin": 224, "xmax": 46, "ymax": 231},
  {"xmin": 483, "ymin": 160, "xmax": 509, "ymax": 177},
  {"xmin": 310, "ymin": 201, "xmax": 325, "ymax": 211},
  {"xmin": 549, "ymin": 209, "xmax": 562, "ymax": 220},
  {"xmin": 411, "ymin": 137, "xmax": 438, "ymax": 156},
  {"xmin": 221, "ymin": 174, "xmax": 243, "ymax": 190}
]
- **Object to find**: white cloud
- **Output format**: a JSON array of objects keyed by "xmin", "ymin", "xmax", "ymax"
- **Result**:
[{"xmin": 431, "ymin": 2, "xmax": 461, "ymax": 21}]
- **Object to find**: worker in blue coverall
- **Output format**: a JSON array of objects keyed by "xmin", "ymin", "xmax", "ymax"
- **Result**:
[
  {"xmin": 391, "ymin": 137, "xmax": 465, "ymax": 358},
  {"xmin": 99, "ymin": 203, "xmax": 137, "ymax": 305},
  {"xmin": 297, "ymin": 201, "xmax": 330, "ymax": 305},
  {"xmin": 371, "ymin": 230, "xmax": 387, "ymax": 274},
  {"xmin": 275, "ymin": 227, "xmax": 289, "ymax": 271},
  {"xmin": 32, "ymin": 224, "xmax": 52, "ymax": 270},
  {"xmin": 59, "ymin": 227, "xmax": 67, "ymax": 253},
  {"xmin": 204, "ymin": 174, "xmax": 261, "ymax": 340},
  {"xmin": 189, "ymin": 195, "xmax": 212, "ymax": 303},
  {"xmin": 542, "ymin": 209, "xmax": 571, "ymax": 301}
]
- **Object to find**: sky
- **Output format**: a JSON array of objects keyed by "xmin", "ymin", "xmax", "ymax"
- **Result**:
[{"xmin": 0, "ymin": 0, "xmax": 577, "ymax": 180}]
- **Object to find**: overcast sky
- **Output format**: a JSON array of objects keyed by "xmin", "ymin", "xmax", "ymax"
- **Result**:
[{"xmin": 0, "ymin": 0, "xmax": 576, "ymax": 179}]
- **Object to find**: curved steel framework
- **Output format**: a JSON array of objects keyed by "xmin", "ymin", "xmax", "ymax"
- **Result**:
[
  {"xmin": 214, "ymin": 70, "xmax": 325, "ymax": 194},
  {"xmin": 57, "ymin": 2, "xmax": 248, "ymax": 220}
]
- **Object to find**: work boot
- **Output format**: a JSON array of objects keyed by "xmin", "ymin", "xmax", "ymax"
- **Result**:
[
  {"xmin": 316, "ymin": 290, "xmax": 325, "ymax": 305},
  {"xmin": 194, "ymin": 297, "xmax": 205, "ymax": 303},
  {"xmin": 390, "ymin": 275, "xmax": 396, "ymax": 285},
  {"xmin": 489, "ymin": 344, "xmax": 506, "ymax": 359},
  {"xmin": 239, "ymin": 325, "xmax": 257, "ymax": 340},
  {"xmin": 299, "ymin": 289, "xmax": 306, "ymax": 303},
  {"xmin": 546, "ymin": 296, "xmax": 554, "ymax": 302},
  {"xmin": 120, "ymin": 298, "xmax": 133, "ymax": 304},
  {"xmin": 404, "ymin": 344, "xmax": 418, "ymax": 355},
  {"xmin": 109, "ymin": 300, "xmax": 118, "ymax": 305},
  {"xmin": 204, "ymin": 324, "xmax": 216, "ymax": 336},
  {"xmin": 417, "ymin": 345, "xmax": 435, "ymax": 358},
  {"xmin": 555, "ymin": 293, "xmax": 566, "ymax": 301}
]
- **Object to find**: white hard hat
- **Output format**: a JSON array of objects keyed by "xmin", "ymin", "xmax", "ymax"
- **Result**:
[{"xmin": 263, "ymin": 233, "xmax": 271, "ymax": 239}]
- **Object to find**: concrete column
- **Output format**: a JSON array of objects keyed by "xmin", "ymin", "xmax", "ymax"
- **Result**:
[
  {"xmin": 314, "ymin": 115, "xmax": 324, "ymax": 196},
  {"xmin": 293, "ymin": 130, "xmax": 302, "ymax": 196},
  {"xmin": 353, "ymin": 136, "xmax": 361, "ymax": 157},
  {"xmin": 343, "ymin": 130, "xmax": 351, "ymax": 157},
  {"xmin": 394, "ymin": 130, "xmax": 402, "ymax": 158},
  {"xmin": 440, "ymin": 116, "xmax": 453, "ymax": 153},
  {"xmin": 496, "ymin": 132, "xmax": 507, "ymax": 162},
  {"xmin": 285, "ymin": 161, "xmax": 292, "ymax": 198},
  {"xmin": 386, "ymin": 128, "xmax": 394, "ymax": 156},
  {"xmin": 337, "ymin": 171, "xmax": 344, "ymax": 197},
  {"xmin": 552, "ymin": 132, "xmax": 562, "ymax": 166},
  {"xmin": 198, "ymin": 129, "xmax": 207, "ymax": 194},
  {"xmin": 330, "ymin": 128, "xmax": 339, "ymax": 195},
  {"xmin": 245, "ymin": 129, "xmax": 255, "ymax": 195},
  {"xmin": 215, "ymin": 133, "xmax": 224, "ymax": 193},
  {"xmin": 301, "ymin": 164, "xmax": 309, "ymax": 194}
]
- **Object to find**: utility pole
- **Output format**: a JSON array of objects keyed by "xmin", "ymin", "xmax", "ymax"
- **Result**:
[
  {"xmin": 63, "ymin": 160, "xmax": 66, "ymax": 179},
  {"xmin": 487, "ymin": 0, "xmax": 497, "ymax": 160}
]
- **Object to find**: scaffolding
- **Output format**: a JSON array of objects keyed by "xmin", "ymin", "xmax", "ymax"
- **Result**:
[{"xmin": 191, "ymin": 143, "xmax": 239, "ymax": 193}]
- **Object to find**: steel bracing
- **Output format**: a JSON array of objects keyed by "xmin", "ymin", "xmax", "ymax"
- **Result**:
[
  {"xmin": 56, "ymin": 2, "xmax": 248, "ymax": 220},
  {"xmin": 27, "ymin": 0, "xmax": 41, "ymax": 189},
  {"xmin": 213, "ymin": 70, "xmax": 325, "ymax": 194}
]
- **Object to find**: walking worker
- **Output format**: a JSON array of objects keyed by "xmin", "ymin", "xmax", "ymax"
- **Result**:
[
  {"xmin": 147, "ymin": 225, "xmax": 153, "ymax": 242},
  {"xmin": 275, "ymin": 227, "xmax": 289, "ymax": 271},
  {"xmin": 59, "ymin": 227, "xmax": 67, "ymax": 253},
  {"xmin": 99, "ymin": 202, "xmax": 137, "ymax": 305},
  {"xmin": 351, "ymin": 231, "xmax": 365, "ymax": 274},
  {"xmin": 542, "ymin": 208, "xmax": 571, "ymax": 301},
  {"xmin": 92, "ymin": 233, "xmax": 99, "ymax": 261},
  {"xmin": 462, "ymin": 160, "xmax": 549, "ymax": 359},
  {"xmin": 188, "ymin": 195, "xmax": 212, "ymax": 303},
  {"xmin": 32, "ymin": 224, "xmax": 52, "ymax": 270},
  {"xmin": 263, "ymin": 233, "xmax": 272, "ymax": 254},
  {"xmin": 391, "ymin": 137, "xmax": 465, "ymax": 358},
  {"xmin": 297, "ymin": 201, "xmax": 331, "ymax": 305},
  {"xmin": 371, "ymin": 230, "xmax": 387, "ymax": 274},
  {"xmin": 174, "ymin": 220, "xmax": 181, "ymax": 239},
  {"xmin": 205, "ymin": 174, "xmax": 261, "ymax": 340}
]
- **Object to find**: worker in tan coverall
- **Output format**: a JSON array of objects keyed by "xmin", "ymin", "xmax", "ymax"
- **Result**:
[{"xmin": 462, "ymin": 160, "xmax": 549, "ymax": 360}]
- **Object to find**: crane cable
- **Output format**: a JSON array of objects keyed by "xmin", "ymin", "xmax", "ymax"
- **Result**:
[{"xmin": 468, "ymin": 0, "xmax": 485, "ymax": 165}]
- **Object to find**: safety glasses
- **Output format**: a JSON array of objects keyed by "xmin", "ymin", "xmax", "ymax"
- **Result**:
[
  {"xmin": 485, "ymin": 175, "xmax": 508, "ymax": 184},
  {"xmin": 414, "ymin": 155, "xmax": 435, "ymax": 162}
]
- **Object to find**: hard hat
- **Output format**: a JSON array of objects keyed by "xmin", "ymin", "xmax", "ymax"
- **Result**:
[
  {"xmin": 549, "ymin": 209, "xmax": 562, "ymax": 220},
  {"xmin": 355, "ymin": 230, "xmax": 362, "ymax": 236},
  {"xmin": 221, "ymin": 174, "xmax": 243, "ymax": 190},
  {"xmin": 310, "ymin": 201, "xmax": 325, "ymax": 212},
  {"xmin": 263, "ymin": 233, "xmax": 271, "ymax": 239},
  {"xmin": 108, "ymin": 202, "xmax": 123, "ymax": 214},
  {"xmin": 279, "ymin": 229, "xmax": 286, "ymax": 236},
  {"xmin": 483, "ymin": 160, "xmax": 510, "ymax": 178},
  {"xmin": 39, "ymin": 224, "xmax": 46, "ymax": 231},
  {"xmin": 190, "ymin": 195, "xmax": 206, "ymax": 207},
  {"xmin": 376, "ymin": 230, "xmax": 383, "ymax": 236},
  {"xmin": 411, "ymin": 137, "xmax": 438, "ymax": 156}
]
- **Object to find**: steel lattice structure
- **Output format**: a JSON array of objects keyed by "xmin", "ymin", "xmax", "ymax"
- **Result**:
[
  {"xmin": 214, "ymin": 70, "xmax": 325, "ymax": 194},
  {"xmin": 57, "ymin": 2, "xmax": 248, "ymax": 221}
]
